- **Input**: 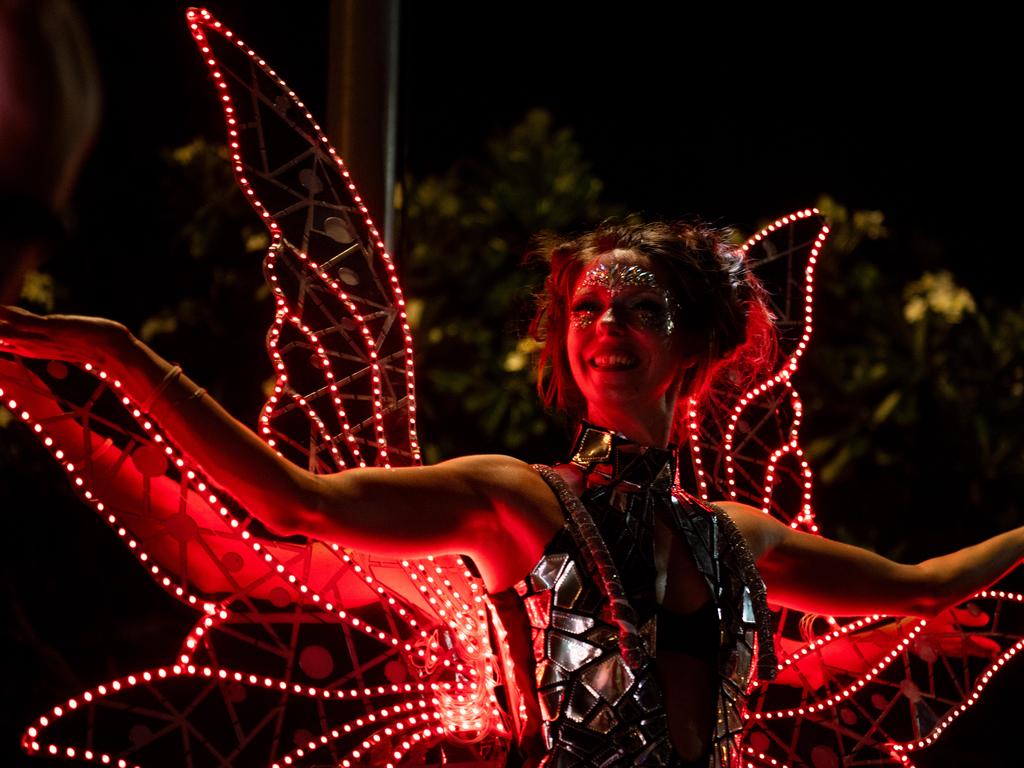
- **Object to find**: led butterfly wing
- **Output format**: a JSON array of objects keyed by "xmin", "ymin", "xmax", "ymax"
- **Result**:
[
  {"xmin": 677, "ymin": 213, "xmax": 1024, "ymax": 767},
  {"xmin": 741, "ymin": 593, "xmax": 1024, "ymax": 768},
  {"xmin": 679, "ymin": 208, "xmax": 826, "ymax": 531},
  {"xmin": 1, "ymin": 340, "xmax": 501, "ymax": 768},
  {"xmin": 673, "ymin": 209, "xmax": 827, "ymax": 765},
  {"xmin": 11, "ymin": 8, "xmax": 511, "ymax": 766},
  {"xmin": 186, "ymin": 13, "xmax": 418, "ymax": 474},
  {"xmin": 183, "ymin": 11, "xmax": 510, "ymax": 762},
  {"xmin": 1, "ymin": 324, "xmax": 452, "ymax": 767}
]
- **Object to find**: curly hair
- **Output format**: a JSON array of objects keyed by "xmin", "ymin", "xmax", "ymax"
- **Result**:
[{"xmin": 527, "ymin": 219, "xmax": 777, "ymax": 439}]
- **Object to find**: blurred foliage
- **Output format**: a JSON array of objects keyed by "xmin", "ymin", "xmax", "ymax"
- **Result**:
[
  {"xmin": 18, "ymin": 269, "xmax": 55, "ymax": 310},
  {"xmin": 802, "ymin": 196, "xmax": 1024, "ymax": 560},
  {"xmin": 11, "ymin": 137, "xmax": 274, "ymax": 421},
  {"xmin": 144, "ymin": 137, "xmax": 274, "ymax": 420},
  {"xmin": 403, "ymin": 109, "xmax": 625, "ymax": 463}
]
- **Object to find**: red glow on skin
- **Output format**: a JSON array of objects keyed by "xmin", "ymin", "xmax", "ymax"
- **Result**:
[
  {"xmin": 8, "ymin": 8, "xmax": 508, "ymax": 764},
  {"xmin": 7, "ymin": 10, "xmax": 1019, "ymax": 764},
  {"xmin": 568, "ymin": 250, "xmax": 690, "ymax": 448}
]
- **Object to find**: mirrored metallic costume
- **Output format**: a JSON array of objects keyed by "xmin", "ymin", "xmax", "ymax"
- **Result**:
[{"xmin": 489, "ymin": 422, "xmax": 775, "ymax": 767}]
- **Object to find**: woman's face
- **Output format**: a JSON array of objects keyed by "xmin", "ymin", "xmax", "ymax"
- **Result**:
[{"xmin": 566, "ymin": 249, "xmax": 687, "ymax": 418}]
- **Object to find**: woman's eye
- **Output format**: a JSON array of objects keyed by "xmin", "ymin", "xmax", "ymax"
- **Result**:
[
  {"xmin": 571, "ymin": 301, "xmax": 599, "ymax": 313},
  {"xmin": 632, "ymin": 300, "xmax": 665, "ymax": 314}
]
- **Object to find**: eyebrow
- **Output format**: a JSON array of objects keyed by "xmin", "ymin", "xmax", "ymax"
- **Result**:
[{"xmin": 571, "ymin": 284, "xmax": 664, "ymax": 299}]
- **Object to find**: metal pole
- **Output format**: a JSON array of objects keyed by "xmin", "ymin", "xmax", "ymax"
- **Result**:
[{"xmin": 326, "ymin": 0, "xmax": 400, "ymax": 251}]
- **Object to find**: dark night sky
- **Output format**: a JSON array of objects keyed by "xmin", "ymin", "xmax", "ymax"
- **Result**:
[
  {"xmin": 73, "ymin": 3, "xmax": 1023, "ymax": 302},
  {"xmin": 4, "ymin": 3, "xmax": 1022, "ymax": 766}
]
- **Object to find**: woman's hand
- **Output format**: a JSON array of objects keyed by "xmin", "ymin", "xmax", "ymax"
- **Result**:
[
  {"xmin": 0, "ymin": 306, "xmax": 538, "ymax": 583},
  {"xmin": 0, "ymin": 305, "xmax": 130, "ymax": 369}
]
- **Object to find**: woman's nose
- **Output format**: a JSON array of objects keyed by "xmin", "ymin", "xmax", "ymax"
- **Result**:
[{"xmin": 597, "ymin": 306, "xmax": 623, "ymax": 331}]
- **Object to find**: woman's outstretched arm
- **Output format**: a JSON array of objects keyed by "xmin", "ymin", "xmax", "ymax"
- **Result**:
[
  {"xmin": 0, "ymin": 306, "xmax": 322, "ymax": 535},
  {"xmin": 0, "ymin": 306, "xmax": 552, "ymax": 574},
  {"xmin": 719, "ymin": 501, "xmax": 1024, "ymax": 618}
]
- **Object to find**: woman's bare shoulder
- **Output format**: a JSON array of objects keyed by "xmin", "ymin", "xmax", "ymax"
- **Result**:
[
  {"xmin": 437, "ymin": 454, "xmax": 564, "ymax": 519},
  {"xmin": 439, "ymin": 455, "xmax": 583, "ymax": 507},
  {"xmin": 436, "ymin": 453, "xmax": 546, "ymax": 490},
  {"xmin": 706, "ymin": 500, "xmax": 784, "ymax": 561},
  {"xmin": 438, "ymin": 454, "xmax": 566, "ymax": 591}
]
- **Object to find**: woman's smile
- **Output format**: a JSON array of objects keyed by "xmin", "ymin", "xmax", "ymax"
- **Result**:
[{"xmin": 589, "ymin": 351, "xmax": 641, "ymax": 371}]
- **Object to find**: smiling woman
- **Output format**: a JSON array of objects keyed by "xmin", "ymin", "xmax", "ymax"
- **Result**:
[{"xmin": 528, "ymin": 220, "xmax": 776, "ymax": 448}]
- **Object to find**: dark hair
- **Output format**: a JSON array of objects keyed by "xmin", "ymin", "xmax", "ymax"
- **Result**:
[{"xmin": 527, "ymin": 219, "xmax": 777, "ymax": 438}]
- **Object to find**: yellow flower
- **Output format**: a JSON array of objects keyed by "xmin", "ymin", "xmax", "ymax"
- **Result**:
[{"xmin": 903, "ymin": 271, "xmax": 976, "ymax": 324}]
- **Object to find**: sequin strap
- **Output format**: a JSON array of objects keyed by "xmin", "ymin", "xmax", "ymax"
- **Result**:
[
  {"xmin": 530, "ymin": 464, "xmax": 647, "ymax": 671},
  {"xmin": 706, "ymin": 502, "xmax": 778, "ymax": 680}
]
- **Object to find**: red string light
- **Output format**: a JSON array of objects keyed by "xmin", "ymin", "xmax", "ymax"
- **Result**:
[{"xmin": 5, "ymin": 8, "xmax": 1019, "ymax": 765}]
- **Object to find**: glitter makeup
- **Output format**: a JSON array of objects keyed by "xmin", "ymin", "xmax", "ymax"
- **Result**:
[{"xmin": 571, "ymin": 261, "xmax": 677, "ymax": 335}]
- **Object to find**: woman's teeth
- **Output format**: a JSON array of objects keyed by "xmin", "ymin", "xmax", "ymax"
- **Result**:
[{"xmin": 591, "ymin": 354, "xmax": 639, "ymax": 370}]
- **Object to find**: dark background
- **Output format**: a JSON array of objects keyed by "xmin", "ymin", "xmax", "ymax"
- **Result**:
[{"xmin": 3, "ymin": 3, "xmax": 1022, "ymax": 766}]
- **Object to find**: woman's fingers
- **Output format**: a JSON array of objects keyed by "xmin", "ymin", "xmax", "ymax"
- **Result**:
[
  {"xmin": 0, "ymin": 307, "xmax": 48, "ymax": 342},
  {"xmin": 0, "ymin": 317, "xmax": 40, "ymax": 340},
  {"xmin": 0, "ymin": 304, "xmax": 32, "ymax": 318},
  {"xmin": 0, "ymin": 307, "xmax": 130, "ymax": 366},
  {"xmin": 0, "ymin": 318, "xmax": 57, "ymax": 359},
  {"xmin": 0, "ymin": 304, "xmax": 47, "ymax": 331},
  {"xmin": 0, "ymin": 309, "xmax": 83, "ymax": 361}
]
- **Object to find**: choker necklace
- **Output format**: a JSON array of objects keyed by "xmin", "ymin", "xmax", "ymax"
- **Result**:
[{"xmin": 566, "ymin": 420, "xmax": 676, "ymax": 493}]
